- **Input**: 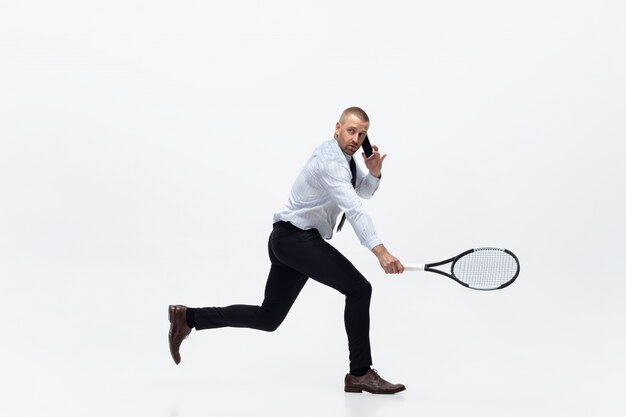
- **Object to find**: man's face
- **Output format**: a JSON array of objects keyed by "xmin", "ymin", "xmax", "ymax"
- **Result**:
[{"xmin": 335, "ymin": 114, "xmax": 369, "ymax": 156}]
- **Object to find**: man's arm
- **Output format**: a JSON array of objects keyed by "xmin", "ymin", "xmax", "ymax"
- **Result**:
[
  {"xmin": 355, "ymin": 144, "xmax": 386, "ymax": 198},
  {"xmin": 319, "ymin": 159, "xmax": 382, "ymax": 249},
  {"xmin": 362, "ymin": 145, "xmax": 404, "ymax": 274}
]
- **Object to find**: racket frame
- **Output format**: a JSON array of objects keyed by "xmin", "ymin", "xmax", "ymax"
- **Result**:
[{"xmin": 404, "ymin": 248, "xmax": 520, "ymax": 291}]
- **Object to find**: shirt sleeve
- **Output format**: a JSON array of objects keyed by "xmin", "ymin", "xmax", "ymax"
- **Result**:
[
  {"xmin": 318, "ymin": 160, "xmax": 383, "ymax": 250},
  {"xmin": 354, "ymin": 163, "xmax": 381, "ymax": 199}
]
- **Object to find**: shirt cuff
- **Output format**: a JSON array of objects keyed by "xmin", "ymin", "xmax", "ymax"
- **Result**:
[
  {"xmin": 363, "ymin": 235, "xmax": 383, "ymax": 251},
  {"xmin": 367, "ymin": 172, "xmax": 382, "ymax": 182}
]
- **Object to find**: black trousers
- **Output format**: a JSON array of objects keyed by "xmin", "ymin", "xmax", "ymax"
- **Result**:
[{"xmin": 191, "ymin": 221, "xmax": 373, "ymax": 371}]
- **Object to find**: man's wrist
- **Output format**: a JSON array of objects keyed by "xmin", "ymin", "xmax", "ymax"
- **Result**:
[{"xmin": 371, "ymin": 244, "xmax": 388, "ymax": 258}]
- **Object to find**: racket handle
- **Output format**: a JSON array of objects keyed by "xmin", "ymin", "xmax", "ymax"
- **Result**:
[{"xmin": 403, "ymin": 263, "xmax": 425, "ymax": 271}]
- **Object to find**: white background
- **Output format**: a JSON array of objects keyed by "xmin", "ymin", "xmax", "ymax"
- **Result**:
[{"xmin": 1, "ymin": 1, "xmax": 625, "ymax": 416}]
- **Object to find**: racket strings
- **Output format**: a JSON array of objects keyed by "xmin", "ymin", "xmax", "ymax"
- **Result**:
[{"xmin": 452, "ymin": 248, "xmax": 518, "ymax": 289}]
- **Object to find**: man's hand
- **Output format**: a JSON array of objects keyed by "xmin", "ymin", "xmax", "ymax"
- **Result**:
[
  {"xmin": 362, "ymin": 144, "xmax": 387, "ymax": 178},
  {"xmin": 372, "ymin": 244, "xmax": 404, "ymax": 274}
]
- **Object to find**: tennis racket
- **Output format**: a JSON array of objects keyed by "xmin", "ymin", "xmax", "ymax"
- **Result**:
[{"xmin": 404, "ymin": 248, "xmax": 520, "ymax": 290}]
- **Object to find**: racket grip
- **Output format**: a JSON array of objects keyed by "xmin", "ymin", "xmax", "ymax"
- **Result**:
[{"xmin": 403, "ymin": 263, "xmax": 425, "ymax": 271}]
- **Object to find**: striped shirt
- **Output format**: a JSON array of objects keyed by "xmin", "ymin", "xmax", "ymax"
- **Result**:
[{"xmin": 273, "ymin": 139, "xmax": 382, "ymax": 249}]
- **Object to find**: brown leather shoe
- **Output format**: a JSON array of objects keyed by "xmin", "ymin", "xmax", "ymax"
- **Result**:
[
  {"xmin": 168, "ymin": 305, "xmax": 191, "ymax": 365},
  {"xmin": 344, "ymin": 369, "xmax": 406, "ymax": 394}
]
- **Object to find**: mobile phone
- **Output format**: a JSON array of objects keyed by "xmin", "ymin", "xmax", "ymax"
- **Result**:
[{"xmin": 362, "ymin": 135, "xmax": 373, "ymax": 157}]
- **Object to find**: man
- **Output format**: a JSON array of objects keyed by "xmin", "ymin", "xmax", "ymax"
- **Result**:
[{"xmin": 169, "ymin": 107, "xmax": 406, "ymax": 394}]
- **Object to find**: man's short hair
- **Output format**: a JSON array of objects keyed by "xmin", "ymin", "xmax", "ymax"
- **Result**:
[{"xmin": 340, "ymin": 107, "xmax": 369, "ymax": 124}]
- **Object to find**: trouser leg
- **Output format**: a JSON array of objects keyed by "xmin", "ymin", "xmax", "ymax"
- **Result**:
[
  {"xmin": 269, "ymin": 226, "xmax": 373, "ymax": 371},
  {"xmin": 192, "ymin": 222, "xmax": 373, "ymax": 370},
  {"xmin": 192, "ymin": 261, "xmax": 307, "ymax": 332}
]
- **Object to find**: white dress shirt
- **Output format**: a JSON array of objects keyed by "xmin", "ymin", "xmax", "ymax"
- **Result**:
[{"xmin": 273, "ymin": 139, "xmax": 382, "ymax": 250}]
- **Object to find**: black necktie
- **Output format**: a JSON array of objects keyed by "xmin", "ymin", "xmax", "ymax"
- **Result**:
[{"xmin": 337, "ymin": 158, "xmax": 357, "ymax": 232}]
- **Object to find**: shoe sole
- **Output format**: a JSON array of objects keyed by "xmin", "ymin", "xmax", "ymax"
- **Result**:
[{"xmin": 344, "ymin": 386, "xmax": 406, "ymax": 394}]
